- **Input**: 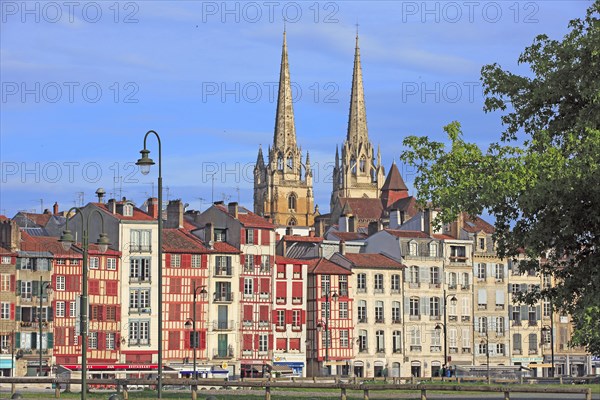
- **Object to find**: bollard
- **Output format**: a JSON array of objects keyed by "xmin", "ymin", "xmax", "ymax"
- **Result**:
[
  {"xmin": 559, "ymin": 376, "xmax": 563, "ymax": 384},
  {"xmin": 340, "ymin": 387, "xmax": 347, "ymax": 400},
  {"xmin": 504, "ymin": 391, "xmax": 510, "ymax": 400},
  {"xmin": 586, "ymin": 388, "xmax": 592, "ymax": 400},
  {"xmin": 191, "ymin": 384, "xmax": 197, "ymax": 400},
  {"xmin": 421, "ymin": 388, "xmax": 427, "ymax": 400},
  {"xmin": 11, "ymin": 383, "xmax": 16, "ymax": 394},
  {"xmin": 55, "ymin": 385, "xmax": 60, "ymax": 398},
  {"xmin": 122, "ymin": 385, "xmax": 128, "ymax": 400},
  {"xmin": 363, "ymin": 388, "xmax": 369, "ymax": 400},
  {"xmin": 265, "ymin": 385, "xmax": 271, "ymax": 400}
]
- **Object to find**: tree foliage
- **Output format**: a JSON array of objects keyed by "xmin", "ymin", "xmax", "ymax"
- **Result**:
[{"xmin": 401, "ymin": 2, "xmax": 600, "ymax": 355}]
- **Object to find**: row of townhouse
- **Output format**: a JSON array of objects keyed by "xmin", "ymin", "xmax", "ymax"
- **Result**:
[{"xmin": 0, "ymin": 198, "xmax": 596, "ymax": 380}]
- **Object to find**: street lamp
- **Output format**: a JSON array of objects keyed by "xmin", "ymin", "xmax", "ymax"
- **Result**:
[
  {"xmin": 59, "ymin": 207, "xmax": 111, "ymax": 400},
  {"xmin": 184, "ymin": 285, "xmax": 207, "ymax": 379},
  {"xmin": 135, "ymin": 130, "xmax": 164, "ymax": 398},
  {"xmin": 38, "ymin": 277, "xmax": 53, "ymax": 376},
  {"xmin": 316, "ymin": 289, "xmax": 337, "ymax": 375},
  {"xmin": 542, "ymin": 324, "xmax": 555, "ymax": 377},
  {"xmin": 435, "ymin": 289, "xmax": 457, "ymax": 376}
]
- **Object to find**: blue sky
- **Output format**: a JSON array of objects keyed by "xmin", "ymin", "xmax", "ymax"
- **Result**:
[{"xmin": 0, "ymin": 1, "xmax": 592, "ymax": 217}]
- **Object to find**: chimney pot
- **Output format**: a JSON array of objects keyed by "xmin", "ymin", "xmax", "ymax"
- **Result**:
[
  {"xmin": 228, "ymin": 202, "xmax": 238, "ymax": 219},
  {"xmin": 53, "ymin": 202, "xmax": 59, "ymax": 215}
]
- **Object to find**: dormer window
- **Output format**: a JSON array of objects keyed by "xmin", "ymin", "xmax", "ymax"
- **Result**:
[
  {"xmin": 408, "ymin": 241, "xmax": 418, "ymax": 256},
  {"xmin": 123, "ymin": 203, "xmax": 133, "ymax": 217},
  {"xmin": 478, "ymin": 236, "xmax": 486, "ymax": 250}
]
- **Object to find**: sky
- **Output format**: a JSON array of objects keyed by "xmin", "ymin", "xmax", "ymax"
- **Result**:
[{"xmin": 0, "ymin": 0, "xmax": 592, "ymax": 218}]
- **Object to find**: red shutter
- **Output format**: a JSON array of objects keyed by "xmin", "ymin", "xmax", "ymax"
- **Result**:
[
  {"xmin": 115, "ymin": 333, "xmax": 120, "ymax": 348},
  {"xmin": 276, "ymin": 338, "xmax": 287, "ymax": 351},
  {"xmin": 260, "ymin": 278, "xmax": 269, "ymax": 293},
  {"xmin": 98, "ymin": 332, "xmax": 106, "ymax": 350},
  {"xmin": 293, "ymin": 264, "xmax": 302, "ymax": 277},
  {"xmin": 268, "ymin": 334, "xmax": 273, "ymax": 350},
  {"xmin": 183, "ymin": 331, "xmax": 190, "ymax": 349},
  {"xmin": 285, "ymin": 310, "xmax": 292, "ymax": 324},
  {"xmin": 276, "ymin": 282, "xmax": 287, "ymax": 298},
  {"xmin": 272, "ymin": 310, "xmax": 278, "ymax": 322},
  {"xmin": 254, "ymin": 230, "xmax": 258, "ymax": 244},
  {"xmin": 301, "ymin": 310, "xmax": 306, "ymax": 324},
  {"xmin": 202, "ymin": 254, "xmax": 207, "ymax": 269},
  {"xmin": 289, "ymin": 338, "xmax": 300, "ymax": 350},
  {"xmin": 10, "ymin": 303, "xmax": 15, "ymax": 320},
  {"xmin": 200, "ymin": 331, "xmax": 206, "ymax": 350},
  {"xmin": 259, "ymin": 305, "xmax": 268, "ymax": 322},
  {"xmin": 182, "ymin": 254, "xmax": 191, "ymax": 268},
  {"xmin": 292, "ymin": 282, "xmax": 302, "ymax": 298},
  {"xmin": 240, "ymin": 255, "xmax": 245, "ymax": 267},
  {"xmin": 240, "ymin": 229, "xmax": 246, "ymax": 244},
  {"xmin": 243, "ymin": 305, "xmax": 253, "ymax": 321},
  {"xmin": 10, "ymin": 275, "xmax": 15, "ymax": 291},
  {"xmin": 255, "ymin": 255, "xmax": 261, "ymax": 267},
  {"xmin": 254, "ymin": 334, "xmax": 259, "ymax": 349},
  {"xmin": 261, "ymin": 229, "xmax": 270, "ymax": 245},
  {"xmin": 165, "ymin": 254, "xmax": 171, "ymax": 267},
  {"xmin": 116, "ymin": 306, "xmax": 121, "ymax": 321},
  {"xmin": 239, "ymin": 278, "xmax": 245, "ymax": 292},
  {"xmin": 254, "ymin": 278, "xmax": 258, "ymax": 291}
]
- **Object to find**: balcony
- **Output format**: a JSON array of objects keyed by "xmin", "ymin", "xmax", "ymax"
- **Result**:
[
  {"xmin": 408, "ymin": 283, "xmax": 420, "ymax": 289},
  {"xmin": 449, "ymin": 256, "xmax": 468, "ymax": 264},
  {"xmin": 213, "ymin": 320, "xmax": 234, "ymax": 331},
  {"xmin": 529, "ymin": 349, "xmax": 538, "ymax": 355},
  {"xmin": 259, "ymin": 293, "xmax": 270, "ymax": 300},
  {"xmin": 430, "ymin": 346, "xmax": 442, "ymax": 352},
  {"xmin": 357, "ymin": 287, "xmax": 366, "ymax": 293},
  {"xmin": 214, "ymin": 267, "xmax": 232, "ymax": 277},
  {"xmin": 392, "ymin": 318, "xmax": 401, "ymax": 324},
  {"xmin": 374, "ymin": 288, "xmax": 384, "ymax": 294},
  {"xmin": 391, "ymin": 288, "xmax": 400, "ymax": 294},
  {"xmin": 528, "ymin": 320, "xmax": 538, "ymax": 327},
  {"xmin": 495, "ymin": 305, "xmax": 505, "ymax": 310},
  {"xmin": 130, "ymin": 244, "xmax": 151, "ymax": 252},
  {"xmin": 392, "ymin": 347, "xmax": 402, "ymax": 354},
  {"xmin": 358, "ymin": 317, "xmax": 367, "ymax": 324},
  {"xmin": 214, "ymin": 292, "xmax": 233, "ymax": 302},
  {"xmin": 292, "ymin": 297, "xmax": 302, "ymax": 305},
  {"xmin": 129, "ymin": 276, "xmax": 151, "ymax": 283},
  {"xmin": 242, "ymin": 320, "xmax": 252, "ymax": 327},
  {"xmin": 276, "ymin": 297, "xmax": 285, "ymax": 304},
  {"xmin": 513, "ymin": 349, "xmax": 522, "ymax": 355},
  {"xmin": 449, "ymin": 315, "xmax": 458, "ymax": 322},
  {"xmin": 375, "ymin": 318, "xmax": 384, "ymax": 324},
  {"xmin": 461, "ymin": 284, "xmax": 470, "ymax": 291},
  {"xmin": 495, "ymin": 278, "xmax": 504, "ymax": 283},
  {"xmin": 259, "ymin": 266, "xmax": 271, "ymax": 274},
  {"xmin": 449, "ymin": 347, "xmax": 458, "ymax": 354},
  {"xmin": 376, "ymin": 348, "xmax": 385, "ymax": 354},
  {"xmin": 512, "ymin": 320, "xmax": 522, "ymax": 327},
  {"xmin": 213, "ymin": 347, "xmax": 234, "ymax": 359},
  {"xmin": 461, "ymin": 316, "xmax": 470, "ymax": 322},
  {"xmin": 291, "ymin": 324, "xmax": 302, "ymax": 332},
  {"xmin": 429, "ymin": 283, "xmax": 441, "ymax": 289},
  {"xmin": 462, "ymin": 347, "xmax": 471, "ymax": 354},
  {"xmin": 358, "ymin": 347, "xmax": 368, "ymax": 353},
  {"xmin": 130, "ymin": 307, "xmax": 151, "ymax": 314},
  {"xmin": 409, "ymin": 315, "xmax": 420, "ymax": 321},
  {"xmin": 478, "ymin": 304, "xmax": 487, "ymax": 310},
  {"xmin": 429, "ymin": 315, "xmax": 441, "ymax": 321},
  {"xmin": 258, "ymin": 321, "xmax": 269, "ymax": 328},
  {"xmin": 448, "ymin": 284, "xmax": 457, "ymax": 291},
  {"xmin": 275, "ymin": 324, "xmax": 285, "ymax": 332},
  {"xmin": 410, "ymin": 346, "xmax": 422, "ymax": 352},
  {"xmin": 293, "ymin": 272, "xmax": 301, "ymax": 279}
]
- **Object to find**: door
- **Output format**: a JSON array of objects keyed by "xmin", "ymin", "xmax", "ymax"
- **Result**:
[
  {"xmin": 218, "ymin": 334, "xmax": 228, "ymax": 357},
  {"xmin": 218, "ymin": 306, "xmax": 228, "ymax": 330}
]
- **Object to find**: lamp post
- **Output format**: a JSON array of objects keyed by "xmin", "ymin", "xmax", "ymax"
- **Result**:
[
  {"xmin": 316, "ymin": 289, "xmax": 337, "ymax": 375},
  {"xmin": 135, "ymin": 130, "xmax": 164, "ymax": 398},
  {"xmin": 59, "ymin": 207, "xmax": 111, "ymax": 400},
  {"xmin": 435, "ymin": 290, "xmax": 457, "ymax": 377},
  {"xmin": 542, "ymin": 323, "xmax": 555, "ymax": 377},
  {"xmin": 185, "ymin": 285, "xmax": 207, "ymax": 379},
  {"xmin": 38, "ymin": 277, "xmax": 53, "ymax": 376}
]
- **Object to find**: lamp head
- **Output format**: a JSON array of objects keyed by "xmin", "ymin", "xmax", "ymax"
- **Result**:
[
  {"xmin": 95, "ymin": 233, "xmax": 111, "ymax": 253},
  {"xmin": 450, "ymin": 296, "xmax": 458, "ymax": 305},
  {"xmin": 434, "ymin": 323, "xmax": 442, "ymax": 331},
  {"xmin": 59, "ymin": 230, "xmax": 75, "ymax": 251},
  {"xmin": 184, "ymin": 319, "xmax": 193, "ymax": 330},
  {"xmin": 136, "ymin": 149, "xmax": 155, "ymax": 175}
]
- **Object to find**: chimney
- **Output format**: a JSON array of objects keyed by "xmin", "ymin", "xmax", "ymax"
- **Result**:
[
  {"xmin": 368, "ymin": 221, "xmax": 380, "ymax": 236},
  {"xmin": 389, "ymin": 209, "xmax": 401, "ymax": 229},
  {"xmin": 318, "ymin": 245, "xmax": 323, "ymax": 258},
  {"xmin": 285, "ymin": 226, "xmax": 293, "ymax": 236},
  {"xmin": 107, "ymin": 199, "xmax": 116, "ymax": 214},
  {"xmin": 228, "ymin": 202, "xmax": 238, "ymax": 219},
  {"xmin": 424, "ymin": 208, "xmax": 432, "ymax": 236},
  {"xmin": 339, "ymin": 214, "xmax": 350, "ymax": 232},
  {"xmin": 339, "ymin": 240, "xmax": 346, "ymax": 255},
  {"xmin": 308, "ymin": 229, "xmax": 315, "ymax": 238},
  {"xmin": 95, "ymin": 188, "xmax": 106, "ymax": 203},
  {"xmin": 214, "ymin": 201, "xmax": 224, "ymax": 206},
  {"xmin": 348, "ymin": 215, "xmax": 356, "ymax": 233},
  {"xmin": 147, "ymin": 198, "xmax": 159, "ymax": 219},
  {"xmin": 53, "ymin": 202, "xmax": 59, "ymax": 215},
  {"xmin": 204, "ymin": 223, "xmax": 214, "ymax": 248},
  {"xmin": 0, "ymin": 219, "xmax": 21, "ymax": 252},
  {"xmin": 166, "ymin": 200, "xmax": 184, "ymax": 229},
  {"xmin": 315, "ymin": 218, "xmax": 325, "ymax": 238},
  {"xmin": 43, "ymin": 209, "xmax": 50, "ymax": 215}
]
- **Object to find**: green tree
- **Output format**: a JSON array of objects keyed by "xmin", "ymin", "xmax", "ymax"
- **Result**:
[{"xmin": 401, "ymin": 2, "xmax": 600, "ymax": 355}]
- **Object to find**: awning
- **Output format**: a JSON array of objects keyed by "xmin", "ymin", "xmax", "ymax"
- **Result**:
[
  {"xmin": 324, "ymin": 361, "xmax": 349, "ymax": 366},
  {"xmin": 272, "ymin": 365, "xmax": 293, "ymax": 374},
  {"xmin": 274, "ymin": 362, "xmax": 304, "ymax": 368},
  {"xmin": 530, "ymin": 363, "xmax": 553, "ymax": 368},
  {"xmin": 0, "ymin": 359, "xmax": 14, "ymax": 369}
]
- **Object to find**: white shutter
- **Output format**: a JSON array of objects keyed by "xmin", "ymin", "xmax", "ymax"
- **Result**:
[
  {"xmin": 496, "ymin": 290, "xmax": 505, "ymax": 305},
  {"xmin": 419, "ymin": 267, "xmax": 429, "ymax": 284},
  {"xmin": 462, "ymin": 297, "xmax": 470, "ymax": 315},
  {"xmin": 449, "ymin": 328, "xmax": 457, "ymax": 347},
  {"xmin": 462, "ymin": 328, "xmax": 470, "ymax": 347},
  {"xmin": 478, "ymin": 289, "xmax": 487, "ymax": 305}
]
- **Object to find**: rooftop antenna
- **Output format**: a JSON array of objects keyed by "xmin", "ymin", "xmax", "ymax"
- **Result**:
[
  {"xmin": 146, "ymin": 182, "xmax": 155, "ymax": 198},
  {"xmin": 165, "ymin": 186, "xmax": 171, "ymax": 202},
  {"xmin": 197, "ymin": 197, "xmax": 206, "ymax": 212},
  {"xmin": 39, "ymin": 199, "xmax": 44, "ymax": 213},
  {"xmin": 236, "ymin": 186, "xmax": 240, "ymax": 203},
  {"xmin": 221, "ymin": 193, "xmax": 231, "ymax": 202}
]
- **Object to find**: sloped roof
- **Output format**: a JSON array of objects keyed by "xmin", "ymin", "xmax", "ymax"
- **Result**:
[
  {"xmin": 462, "ymin": 215, "xmax": 495, "ymax": 234},
  {"xmin": 381, "ymin": 162, "xmax": 408, "ymax": 191},
  {"xmin": 20, "ymin": 233, "xmax": 79, "ymax": 257},
  {"xmin": 341, "ymin": 253, "xmax": 404, "ymax": 269},
  {"xmin": 330, "ymin": 232, "xmax": 367, "ymax": 241},
  {"xmin": 282, "ymin": 235, "xmax": 323, "ymax": 243},
  {"xmin": 387, "ymin": 196, "xmax": 418, "ymax": 213},
  {"xmin": 163, "ymin": 229, "xmax": 209, "ymax": 254},
  {"xmin": 339, "ymin": 198, "xmax": 383, "ymax": 221},
  {"xmin": 307, "ymin": 258, "xmax": 352, "ymax": 275},
  {"xmin": 94, "ymin": 203, "xmax": 155, "ymax": 221},
  {"xmin": 214, "ymin": 204, "xmax": 275, "ymax": 229},
  {"xmin": 385, "ymin": 229, "xmax": 430, "ymax": 239},
  {"xmin": 276, "ymin": 256, "xmax": 309, "ymax": 265}
]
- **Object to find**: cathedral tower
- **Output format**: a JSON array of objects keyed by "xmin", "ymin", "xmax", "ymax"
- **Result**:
[
  {"xmin": 331, "ymin": 34, "xmax": 385, "ymax": 211},
  {"xmin": 254, "ymin": 31, "xmax": 315, "ymax": 226}
]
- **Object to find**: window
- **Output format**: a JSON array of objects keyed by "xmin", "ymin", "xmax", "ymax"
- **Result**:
[
  {"xmin": 106, "ymin": 306, "xmax": 117, "ymax": 321},
  {"xmin": 258, "ymin": 334, "xmax": 267, "ymax": 352},
  {"xmin": 496, "ymin": 317, "xmax": 505, "ymax": 335},
  {"xmin": 340, "ymin": 330, "xmax": 349, "ymax": 348},
  {"xmin": 89, "ymin": 257, "xmax": 99, "ymax": 269},
  {"xmin": 543, "ymin": 275, "xmax": 552, "ymax": 288},
  {"xmin": 130, "ymin": 229, "xmax": 151, "ymax": 252},
  {"xmin": 496, "ymin": 343, "xmax": 505, "ymax": 355},
  {"xmin": 170, "ymin": 254, "xmax": 181, "ymax": 268},
  {"xmin": 478, "ymin": 237, "xmax": 486, "ymax": 250},
  {"xmin": 358, "ymin": 300, "xmax": 367, "ymax": 323},
  {"xmin": 392, "ymin": 301, "xmax": 401, "ymax": 323},
  {"xmin": 214, "ymin": 229, "xmax": 227, "ymax": 242},
  {"xmin": 339, "ymin": 276, "xmax": 348, "ymax": 296},
  {"xmin": 351, "ymin": 157, "xmax": 357, "ymax": 174},
  {"xmin": 129, "ymin": 320, "xmax": 150, "ymax": 345},
  {"xmin": 462, "ymin": 272, "xmax": 470, "ymax": 288},
  {"xmin": 478, "ymin": 342, "xmax": 487, "ymax": 355},
  {"xmin": 339, "ymin": 302, "xmax": 348, "ymax": 319},
  {"xmin": 56, "ymin": 301, "xmax": 65, "ymax": 317},
  {"xmin": 130, "ymin": 257, "xmax": 151, "ymax": 282},
  {"xmin": 511, "ymin": 284, "xmax": 520, "ymax": 294},
  {"xmin": 277, "ymin": 156, "xmax": 283, "ymax": 170},
  {"xmin": 288, "ymin": 194, "xmax": 297, "ymax": 211},
  {"xmin": 357, "ymin": 273, "xmax": 366, "ymax": 292},
  {"xmin": 449, "ymin": 328, "xmax": 458, "ymax": 348},
  {"xmin": 106, "ymin": 333, "xmax": 115, "ymax": 350},
  {"xmin": 261, "ymin": 255, "xmax": 270, "ymax": 271},
  {"xmin": 321, "ymin": 275, "xmax": 330, "ymax": 295},
  {"xmin": 0, "ymin": 274, "xmax": 10, "ymax": 291},
  {"xmin": 286, "ymin": 155, "xmax": 293, "ymax": 170},
  {"xmin": 477, "ymin": 317, "xmax": 488, "ymax": 333},
  {"xmin": 449, "ymin": 272, "xmax": 457, "ymax": 288},
  {"xmin": 129, "ymin": 288, "xmax": 151, "ymax": 312},
  {"xmin": 0, "ymin": 303, "xmax": 9, "ymax": 319},
  {"xmin": 191, "ymin": 255, "xmax": 201, "ymax": 268},
  {"xmin": 69, "ymin": 301, "xmax": 77, "ymax": 317},
  {"xmin": 449, "ymin": 297, "xmax": 457, "ymax": 316},
  {"xmin": 123, "ymin": 203, "xmax": 133, "ymax": 217},
  {"xmin": 478, "ymin": 289, "xmax": 488, "ymax": 309},
  {"xmin": 409, "ymin": 266, "xmax": 419, "ymax": 284},
  {"xmin": 374, "ymin": 274, "xmax": 383, "ymax": 293},
  {"xmin": 107, "ymin": 258, "xmax": 117, "ymax": 270},
  {"xmin": 391, "ymin": 274, "xmax": 400, "ymax": 292},
  {"xmin": 1, "ymin": 256, "xmax": 11, "ymax": 264},
  {"xmin": 431, "ymin": 329, "xmax": 441, "ymax": 347},
  {"xmin": 244, "ymin": 278, "xmax": 254, "ymax": 296},
  {"xmin": 429, "ymin": 242, "xmax": 438, "ymax": 257},
  {"xmin": 462, "ymin": 329, "xmax": 470, "ymax": 349},
  {"xmin": 244, "ymin": 255, "xmax": 254, "ymax": 271},
  {"xmin": 215, "ymin": 256, "xmax": 231, "ymax": 275},
  {"xmin": 21, "ymin": 281, "xmax": 32, "ymax": 300},
  {"xmin": 430, "ymin": 267, "xmax": 440, "ymax": 284},
  {"xmin": 276, "ymin": 310, "xmax": 285, "ymax": 327},
  {"xmin": 358, "ymin": 330, "xmax": 367, "ymax": 352},
  {"xmin": 450, "ymin": 245, "xmax": 466, "ymax": 260},
  {"xmin": 512, "ymin": 306, "xmax": 521, "ymax": 323},
  {"xmin": 409, "ymin": 326, "xmax": 421, "ymax": 347},
  {"xmin": 245, "ymin": 229, "xmax": 255, "ymax": 244},
  {"xmin": 528, "ymin": 306, "xmax": 537, "ymax": 324},
  {"xmin": 393, "ymin": 331, "xmax": 401, "ymax": 352},
  {"xmin": 430, "ymin": 297, "xmax": 440, "ymax": 317},
  {"xmin": 89, "ymin": 332, "xmax": 98, "ymax": 349},
  {"xmin": 321, "ymin": 302, "xmax": 330, "ymax": 319},
  {"xmin": 376, "ymin": 330, "xmax": 385, "ymax": 352},
  {"xmin": 543, "ymin": 301, "xmax": 551, "ymax": 317},
  {"xmin": 495, "ymin": 264, "xmax": 504, "ymax": 280},
  {"xmin": 359, "ymin": 157, "xmax": 366, "ymax": 173},
  {"xmin": 409, "ymin": 242, "xmax": 418, "ymax": 256},
  {"xmin": 409, "ymin": 297, "xmax": 420, "ymax": 317},
  {"xmin": 513, "ymin": 333, "xmax": 522, "ymax": 352},
  {"xmin": 477, "ymin": 263, "xmax": 486, "ymax": 280},
  {"xmin": 529, "ymin": 333, "xmax": 537, "ymax": 351},
  {"xmin": 375, "ymin": 301, "xmax": 384, "ymax": 323},
  {"xmin": 292, "ymin": 310, "xmax": 300, "ymax": 327}
]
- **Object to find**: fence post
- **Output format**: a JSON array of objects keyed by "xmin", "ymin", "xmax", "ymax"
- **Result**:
[
  {"xmin": 55, "ymin": 385, "xmax": 60, "ymax": 398},
  {"xmin": 504, "ymin": 390, "xmax": 510, "ymax": 400},
  {"xmin": 559, "ymin": 376, "xmax": 563, "ymax": 384},
  {"xmin": 191, "ymin": 384, "xmax": 197, "ymax": 400},
  {"xmin": 122, "ymin": 384, "xmax": 128, "ymax": 400},
  {"xmin": 265, "ymin": 385, "xmax": 271, "ymax": 400},
  {"xmin": 363, "ymin": 388, "xmax": 369, "ymax": 400},
  {"xmin": 586, "ymin": 388, "xmax": 592, "ymax": 400},
  {"xmin": 421, "ymin": 388, "xmax": 427, "ymax": 400},
  {"xmin": 341, "ymin": 387, "xmax": 347, "ymax": 400}
]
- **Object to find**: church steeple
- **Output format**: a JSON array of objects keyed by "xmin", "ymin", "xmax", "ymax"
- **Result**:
[
  {"xmin": 347, "ymin": 33, "xmax": 369, "ymax": 145},
  {"xmin": 273, "ymin": 30, "xmax": 297, "ymax": 151}
]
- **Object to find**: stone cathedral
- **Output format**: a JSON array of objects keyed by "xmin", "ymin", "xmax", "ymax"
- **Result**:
[{"xmin": 254, "ymin": 32, "xmax": 386, "ymax": 227}]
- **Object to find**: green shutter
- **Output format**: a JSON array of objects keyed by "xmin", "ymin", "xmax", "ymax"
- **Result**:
[
  {"xmin": 16, "ymin": 281, "xmax": 21, "ymax": 295},
  {"xmin": 16, "ymin": 306, "xmax": 21, "ymax": 322},
  {"xmin": 32, "ymin": 280, "xmax": 40, "ymax": 296},
  {"xmin": 31, "ymin": 332, "xmax": 37, "ymax": 349},
  {"xmin": 47, "ymin": 307, "xmax": 54, "ymax": 322},
  {"xmin": 15, "ymin": 332, "xmax": 20, "ymax": 348},
  {"xmin": 47, "ymin": 333, "xmax": 54, "ymax": 349}
]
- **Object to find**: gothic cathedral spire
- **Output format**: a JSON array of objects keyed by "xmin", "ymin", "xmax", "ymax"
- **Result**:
[
  {"xmin": 347, "ymin": 34, "xmax": 369, "ymax": 146},
  {"xmin": 273, "ymin": 30, "xmax": 297, "ymax": 152}
]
